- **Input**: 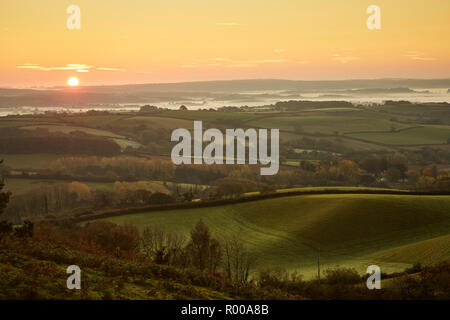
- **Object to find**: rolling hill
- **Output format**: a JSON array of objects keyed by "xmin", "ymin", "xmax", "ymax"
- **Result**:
[{"xmin": 95, "ymin": 193, "xmax": 450, "ymax": 278}]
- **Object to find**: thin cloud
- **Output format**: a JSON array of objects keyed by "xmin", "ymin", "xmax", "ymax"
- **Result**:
[
  {"xmin": 211, "ymin": 58, "xmax": 230, "ymax": 61},
  {"xmin": 274, "ymin": 49, "xmax": 285, "ymax": 53},
  {"xmin": 252, "ymin": 59, "xmax": 288, "ymax": 63},
  {"xmin": 16, "ymin": 64, "xmax": 125, "ymax": 72},
  {"xmin": 48, "ymin": 65, "xmax": 93, "ymax": 71},
  {"xmin": 96, "ymin": 67, "xmax": 125, "ymax": 71},
  {"xmin": 404, "ymin": 52, "xmax": 435, "ymax": 61},
  {"xmin": 17, "ymin": 64, "xmax": 45, "ymax": 70}
]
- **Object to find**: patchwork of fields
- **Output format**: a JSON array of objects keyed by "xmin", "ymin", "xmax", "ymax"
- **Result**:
[{"xmin": 1, "ymin": 102, "xmax": 449, "ymax": 280}]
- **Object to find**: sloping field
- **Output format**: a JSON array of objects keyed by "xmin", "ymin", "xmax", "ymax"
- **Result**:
[
  {"xmin": 101, "ymin": 193, "xmax": 450, "ymax": 278},
  {"xmin": 365, "ymin": 234, "xmax": 450, "ymax": 266}
]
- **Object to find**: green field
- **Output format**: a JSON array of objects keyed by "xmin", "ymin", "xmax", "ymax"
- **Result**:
[
  {"xmin": 20, "ymin": 124, "xmax": 124, "ymax": 138},
  {"xmin": 19, "ymin": 124, "xmax": 141, "ymax": 150},
  {"xmin": 247, "ymin": 114, "xmax": 412, "ymax": 135},
  {"xmin": 347, "ymin": 125, "xmax": 450, "ymax": 145},
  {"xmin": 119, "ymin": 116, "xmax": 194, "ymax": 129},
  {"xmin": 99, "ymin": 193, "xmax": 450, "ymax": 278},
  {"xmin": 365, "ymin": 234, "xmax": 450, "ymax": 266}
]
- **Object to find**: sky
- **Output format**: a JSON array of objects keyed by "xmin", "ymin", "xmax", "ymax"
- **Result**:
[{"xmin": 1, "ymin": 0, "xmax": 449, "ymax": 87}]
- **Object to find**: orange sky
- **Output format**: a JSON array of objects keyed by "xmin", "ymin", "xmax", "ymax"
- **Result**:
[{"xmin": 1, "ymin": 0, "xmax": 449, "ymax": 87}]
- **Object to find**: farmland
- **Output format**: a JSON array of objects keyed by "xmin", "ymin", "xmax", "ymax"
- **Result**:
[
  {"xmin": 1, "ymin": 100, "xmax": 449, "ymax": 288},
  {"xmin": 101, "ymin": 193, "xmax": 450, "ymax": 278}
]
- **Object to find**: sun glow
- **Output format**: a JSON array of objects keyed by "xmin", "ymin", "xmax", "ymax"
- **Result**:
[{"xmin": 67, "ymin": 77, "xmax": 79, "ymax": 86}]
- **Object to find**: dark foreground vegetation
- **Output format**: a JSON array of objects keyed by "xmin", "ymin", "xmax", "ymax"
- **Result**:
[{"xmin": 0, "ymin": 219, "xmax": 449, "ymax": 300}]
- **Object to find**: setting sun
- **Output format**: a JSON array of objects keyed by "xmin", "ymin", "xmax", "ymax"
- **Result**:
[{"xmin": 67, "ymin": 77, "xmax": 79, "ymax": 86}]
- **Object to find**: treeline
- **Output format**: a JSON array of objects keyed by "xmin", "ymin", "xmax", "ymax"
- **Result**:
[
  {"xmin": 272, "ymin": 100, "xmax": 355, "ymax": 111},
  {"xmin": 16, "ymin": 153, "xmax": 450, "ymax": 194},
  {"xmin": 0, "ymin": 128, "xmax": 120, "ymax": 156},
  {"xmin": 49, "ymin": 156, "xmax": 176, "ymax": 181},
  {"xmin": 3, "ymin": 181, "xmax": 173, "ymax": 223},
  {"xmin": 38, "ymin": 155, "xmax": 371, "ymax": 187},
  {"xmin": 44, "ymin": 156, "xmax": 270, "ymax": 186}
]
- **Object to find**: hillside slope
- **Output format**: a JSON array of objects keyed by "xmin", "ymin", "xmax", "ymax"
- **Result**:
[
  {"xmin": 0, "ymin": 240, "xmax": 287, "ymax": 300},
  {"xmin": 102, "ymin": 194, "xmax": 450, "ymax": 278}
]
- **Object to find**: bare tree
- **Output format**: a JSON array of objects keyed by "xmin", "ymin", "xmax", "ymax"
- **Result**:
[
  {"xmin": 141, "ymin": 225, "xmax": 185, "ymax": 266},
  {"xmin": 223, "ymin": 236, "xmax": 257, "ymax": 283}
]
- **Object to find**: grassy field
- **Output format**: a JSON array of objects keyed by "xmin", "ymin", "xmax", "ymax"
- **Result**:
[
  {"xmin": 99, "ymin": 193, "xmax": 450, "ymax": 278},
  {"xmin": 119, "ymin": 116, "xmax": 194, "ymax": 129},
  {"xmin": 365, "ymin": 234, "xmax": 450, "ymax": 266},
  {"xmin": 247, "ymin": 114, "xmax": 412, "ymax": 135},
  {"xmin": 347, "ymin": 125, "xmax": 450, "ymax": 145},
  {"xmin": 163, "ymin": 110, "xmax": 263, "ymax": 123},
  {"xmin": 20, "ymin": 124, "xmax": 125, "ymax": 138}
]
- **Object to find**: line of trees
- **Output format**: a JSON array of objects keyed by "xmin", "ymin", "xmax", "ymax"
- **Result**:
[
  {"xmin": 0, "ymin": 128, "xmax": 120, "ymax": 156},
  {"xmin": 3, "ymin": 181, "xmax": 173, "ymax": 223}
]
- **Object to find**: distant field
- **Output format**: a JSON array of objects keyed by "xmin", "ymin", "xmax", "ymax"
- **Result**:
[
  {"xmin": 2, "ymin": 107, "xmax": 448, "ymax": 149},
  {"xmin": 99, "ymin": 193, "xmax": 450, "ymax": 278},
  {"xmin": 0, "ymin": 121, "xmax": 50, "ymax": 128},
  {"xmin": 20, "ymin": 124, "xmax": 124, "ymax": 138},
  {"xmin": 247, "ymin": 115, "xmax": 412, "ymax": 135},
  {"xmin": 347, "ymin": 125, "xmax": 450, "ymax": 145},
  {"xmin": 64, "ymin": 114, "xmax": 128, "ymax": 127},
  {"xmin": 163, "ymin": 110, "xmax": 262, "ymax": 124},
  {"xmin": 119, "ymin": 116, "xmax": 194, "ymax": 130},
  {"xmin": 112, "ymin": 138, "xmax": 142, "ymax": 149}
]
